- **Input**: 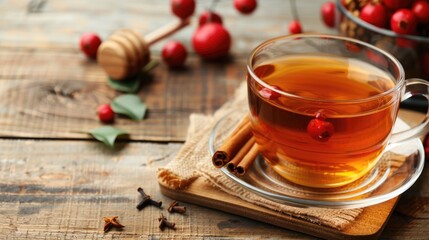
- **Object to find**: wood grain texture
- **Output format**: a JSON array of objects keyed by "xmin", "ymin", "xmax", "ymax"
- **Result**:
[
  {"xmin": 0, "ymin": 0, "xmax": 332, "ymax": 141},
  {"xmin": 0, "ymin": 140, "xmax": 310, "ymax": 239},
  {"xmin": 0, "ymin": 0, "xmax": 332, "ymax": 52},
  {"xmin": 0, "ymin": 0, "xmax": 427, "ymax": 239},
  {"xmin": 159, "ymin": 177, "xmax": 397, "ymax": 240},
  {"xmin": 0, "ymin": 48, "xmax": 243, "ymax": 141},
  {"xmin": 0, "ymin": 138, "xmax": 427, "ymax": 239}
]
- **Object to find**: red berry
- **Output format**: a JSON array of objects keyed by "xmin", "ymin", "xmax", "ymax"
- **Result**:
[
  {"xmin": 162, "ymin": 41, "xmax": 187, "ymax": 68},
  {"xmin": 360, "ymin": 3, "xmax": 387, "ymax": 28},
  {"xmin": 97, "ymin": 104, "xmax": 115, "ymax": 123},
  {"xmin": 383, "ymin": 0, "xmax": 412, "ymax": 10},
  {"xmin": 288, "ymin": 20, "xmax": 303, "ymax": 34},
  {"xmin": 412, "ymin": 0, "xmax": 429, "ymax": 25},
  {"xmin": 306, "ymin": 118, "xmax": 334, "ymax": 142},
  {"xmin": 171, "ymin": 0, "xmax": 195, "ymax": 20},
  {"xmin": 321, "ymin": 1, "xmax": 336, "ymax": 28},
  {"xmin": 233, "ymin": 0, "xmax": 257, "ymax": 15},
  {"xmin": 192, "ymin": 23, "xmax": 231, "ymax": 60},
  {"xmin": 198, "ymin": 10, "xmax": 223, "ymax": 26},
  {"xmin": 391, "ymin": 9, "xmax": 418, "ymax": 35},
  {"xmin": 258, "ymin": 85, "xmax": 281, "ymax": 100},
  {"xmin": 79, "ymin": 33, "xmax": 102, "ymax": 59}
]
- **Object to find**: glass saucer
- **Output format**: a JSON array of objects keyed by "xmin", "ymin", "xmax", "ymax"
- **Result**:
[{"xmin": 208, "ymin": 112, "xmax": 425, "ymax": 209}]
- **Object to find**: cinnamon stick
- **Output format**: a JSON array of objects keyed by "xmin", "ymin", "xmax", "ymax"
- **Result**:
[
  {"xmin": 212, "ymin": 115, "xmax": 252, "ymax": 168},
  {"xmin": 236, "ymin": 142, "xmax": 259, "ymax": 176},
  {"xmin": 229, "ymin": 115, "xmax": 250, "ymax": 137},
  {"xmin": 226, "ymin": 137, "xmax": 256, "ymax": 173}
]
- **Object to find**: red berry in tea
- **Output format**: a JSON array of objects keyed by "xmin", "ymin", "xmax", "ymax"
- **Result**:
[
  {"xmin": 360, "ymin": 3, "xmax": 387, "ymax": 28},
  {"xmin": 198, "ymin": 10, "xmax": 223, "ymax": 26},
  {"xmin": 391, "ymin": 9, "xmax": 418, "ymax": 35},
  {"xmin": 192, "ymin": 23, "xmax": 231, "ymax": 60},
  {"xmin": 258, "ymin": 85, "xmax": 281, "ymax": 100},
  {"xmin": 307, "ymin": 118, "xmax": 335, "ymax": 142},
  {"xmin": 98, "ymin": 104, "xmax": 115, "ymax": 123},
  {"xmin": 321, "ymin": 1, "xmax": 336, "ymax": 28},
  {"xmin": 412, "ymin": 0, "xmax": 429, "ymax": 24},
  {"xmin": 288, "ymin": 20, "xmax": 303, "ymax": 34},
  {"xmin": 79, "ymin": 32, "xmax": 102, "ymax": 59},
  {"xmin": 171, "ymin": 0, "xmax": 195, "ymax": 20},
  {"xmin": 248, "ymin": 55, "xmax": 396, "ymax": 187},
  {"xmin": 162, "ymin": 41, "xmax": 188, "ymax": 68},
  {"xmin": 233, "ymin": 0, "xmax": 257, "ymax": 15}
]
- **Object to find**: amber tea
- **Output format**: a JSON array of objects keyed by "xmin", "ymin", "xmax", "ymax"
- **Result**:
[{"xmin": 247, "ymin": 55, "xmax": 399, "ymax": 188}]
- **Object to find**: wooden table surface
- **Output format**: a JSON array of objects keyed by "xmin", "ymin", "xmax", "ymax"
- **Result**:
[{"xmin": 0, "ymin": 0, "xmax": 428, "ymax": 239}]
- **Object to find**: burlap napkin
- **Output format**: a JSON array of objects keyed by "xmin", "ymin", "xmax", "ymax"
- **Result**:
[{"xmin": 157, "ymin": 82, "xmax": 363, "ymax": 230}]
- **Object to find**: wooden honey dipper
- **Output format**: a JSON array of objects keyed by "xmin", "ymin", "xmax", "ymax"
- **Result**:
[{"xmin": 97, "ymin": 19, "xmax": 190, "ymax": 80}]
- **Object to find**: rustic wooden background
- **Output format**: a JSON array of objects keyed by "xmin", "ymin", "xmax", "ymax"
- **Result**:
[{"xmin": 0, "ymin": 0, "xmax": 427, "ymax": 239}]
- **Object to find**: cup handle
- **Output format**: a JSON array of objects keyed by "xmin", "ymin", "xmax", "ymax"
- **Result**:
[{"xmin": 390, "ymin": 78, "xmax": 429, "ymax": 143}]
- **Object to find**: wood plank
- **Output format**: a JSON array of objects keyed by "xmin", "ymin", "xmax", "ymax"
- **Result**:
[
  {"xmin": 0, "ymin": 139, "xmax": 311, "ymax": 239},
  {"xmin": 0, "ymin": 48, "xmax": 244, "ymax": 141},
  {"xmin": 383, "ymin": 175, "xmax": 429, "ymax": 239},
  {"xmin": 0, "ymin": 139, "xmax": 427, "ymax": 239},
  {"xmin": 0, "ymin": 0, "xmax": 332, "ymax": 52},
  {"xmin": 0, "ymin": 0, "xmax": 332, "ymax": 141},
  {"xmin": 159, "ymin": 177, "xmax": 398, "ymax": 240}
]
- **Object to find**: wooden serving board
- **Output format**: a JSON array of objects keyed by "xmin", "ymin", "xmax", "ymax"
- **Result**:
[{"xmin": 159, "ymin": 177, "xmax": 398, "ymax": 240}]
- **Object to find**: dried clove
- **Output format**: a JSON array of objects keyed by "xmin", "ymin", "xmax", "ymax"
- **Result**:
[
  {"xmin": 136, "ymin": 187, "xmax": 162, "ymax": 210},
  {"xmin": 167, "ymin": 200, "xmax": 186, "ymax": 214},
  {"xmin": 103, "ymin": 216, "xmax": 125, "ymax": 232},
  {"xmin": 158, "ymin": 213, "xmax": 176, "ymax": 231}
]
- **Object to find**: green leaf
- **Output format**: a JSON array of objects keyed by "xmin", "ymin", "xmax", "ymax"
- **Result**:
[
  {"xmin": 89, "ymin": 126, "xmax": 128, "ymax": 148},
  {"xmin": 107, "ymin": 60, "xmax": 159, "ymax": 93},
  {"xmin": 111, "ymin": 94, "xmax": 147, "ymax": 120},
  {"xmin": 108, "ymin": 77, "xmax": 140, "ymax": 93}
]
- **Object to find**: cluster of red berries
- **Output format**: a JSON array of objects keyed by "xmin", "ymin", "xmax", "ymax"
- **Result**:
[
  {"xmin": 349, "ymin": 0, "xmax": 429, "ymax": 37},
  {"xmin": 79, "ymin": 0, "xmax": 258, "ymax": 68},
  {"xmin": 80, "ymin": 0, "xmax": 258, "ymax": 122},
  {"xmin": 162, "ymin": 0, "xmax": 258, "ymax": 68}
]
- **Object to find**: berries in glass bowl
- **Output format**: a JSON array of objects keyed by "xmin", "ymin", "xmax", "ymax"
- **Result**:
[{"xmin": 336, "ymin": 0, "xmax": 429, "ymax": 79}]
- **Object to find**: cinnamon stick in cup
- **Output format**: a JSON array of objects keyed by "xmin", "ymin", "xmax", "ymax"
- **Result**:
[{"xmin": 211, "ymin": 115, "xmax": 252, "ymax": 168}]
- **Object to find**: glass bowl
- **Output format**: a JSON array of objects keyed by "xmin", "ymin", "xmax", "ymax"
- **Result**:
[{"xmin": 336, "ymin": 0, "xmax": 429, "ymax": 79}]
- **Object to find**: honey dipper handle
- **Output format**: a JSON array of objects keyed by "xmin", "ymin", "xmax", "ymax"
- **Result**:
[{"xmin": 144, "ymin": 18, "xmax": 191, "ymax": 46}]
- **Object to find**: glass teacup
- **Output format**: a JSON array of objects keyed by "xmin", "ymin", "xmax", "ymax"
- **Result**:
[{"xmin": 247, "ymin": 34, "xmax": 429, "ymax": 188}]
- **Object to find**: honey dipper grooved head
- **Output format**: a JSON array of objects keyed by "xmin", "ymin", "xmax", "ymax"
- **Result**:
[{"xmin": 97, "ymin": 29, "xmax": 150, "ymax": 80}]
